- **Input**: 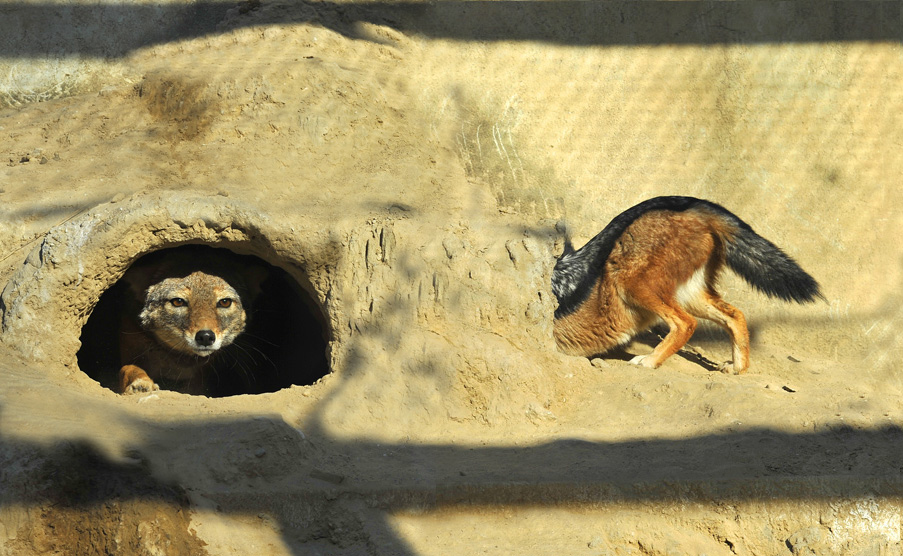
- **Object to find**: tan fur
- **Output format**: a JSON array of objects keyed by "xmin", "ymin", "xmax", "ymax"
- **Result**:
[
  {"xmin": 554, "ymin": 209, "xmax": 752, "ymax": 374},
  {"xmin": 118, "ymin": 250, "xmax": 264, "ymax": 395}
]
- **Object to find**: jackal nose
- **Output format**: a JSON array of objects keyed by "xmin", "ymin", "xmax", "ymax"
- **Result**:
[{"xmin": 195, "ymin": 330, "xmax": 216, "ymax": 347}]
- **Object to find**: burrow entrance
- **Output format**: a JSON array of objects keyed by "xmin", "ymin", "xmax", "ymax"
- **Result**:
[{"xmin": 77, "ymin": 244, "xmax": 331, "ymax": 397}]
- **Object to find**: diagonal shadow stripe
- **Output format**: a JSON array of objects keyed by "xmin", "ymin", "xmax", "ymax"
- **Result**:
[
  {"xmin": 4, "ymin": 419, "xmax": 902, "ymax": 553},
  {"xmin": 0, "ymin": 1, "xmax": 900, "ymax": 59}
]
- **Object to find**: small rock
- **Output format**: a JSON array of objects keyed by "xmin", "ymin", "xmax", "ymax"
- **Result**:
[
  {"xmin": 590, "ymin": 357, "xmax": 609, "ymax": 369},
  {"xmin": 786, "ymin": 527, "xmax": 823, "ymax": 555},
  {"xmin": 442, "ymin": 236, "xmax": 464, "ymax": 260},
  {"xmin": 587, "ymin": 535, "xmax": 609, "ymax": 549},
  {"xmin": 525, "ymin": 403, "xmax": 556, "ymax": 423}
]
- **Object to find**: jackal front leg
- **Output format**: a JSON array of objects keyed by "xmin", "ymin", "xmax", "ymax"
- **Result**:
[{"xmin": 119, "ymin": 364, "xmax": 160, "ymax": 394}]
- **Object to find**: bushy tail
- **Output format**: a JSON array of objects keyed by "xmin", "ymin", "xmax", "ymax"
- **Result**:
[{"xmin": 723, "ymin": 223, "xmax": 824, "ymax": 303}]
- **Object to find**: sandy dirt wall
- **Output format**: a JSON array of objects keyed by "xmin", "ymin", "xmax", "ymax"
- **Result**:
[{"xmin": 2, "ymin": 1, "xmax": 903, "ymax": 554}]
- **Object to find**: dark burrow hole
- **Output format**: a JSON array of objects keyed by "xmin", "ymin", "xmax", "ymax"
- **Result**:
[{"xmin": 77, "ymin": 245, "xmax": 331, "ymax": 397}]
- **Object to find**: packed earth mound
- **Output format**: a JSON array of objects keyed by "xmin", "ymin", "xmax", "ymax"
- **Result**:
[{"xmin": 1, "ymin": 1, "xmax": 902, "ymax": 554}]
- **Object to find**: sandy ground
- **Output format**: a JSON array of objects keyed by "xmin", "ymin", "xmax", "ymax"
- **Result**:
[{"xmin": 2, "ymin": 1, "xmax": 903, "ymax": 554}]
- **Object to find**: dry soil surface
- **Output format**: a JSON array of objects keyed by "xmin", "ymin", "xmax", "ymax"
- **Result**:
[{"xmin": 2, "ymin": 2, "xmax": 903, "ymax": 555}]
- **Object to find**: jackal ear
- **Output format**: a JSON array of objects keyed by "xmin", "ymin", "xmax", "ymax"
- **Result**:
[
  {"xmin": 120, "ymin": 261, "xmax": 160, "ymax": 299},
  {"xmin": 241, "ymin": 265, "xmax": 269, "ymax": 303}
]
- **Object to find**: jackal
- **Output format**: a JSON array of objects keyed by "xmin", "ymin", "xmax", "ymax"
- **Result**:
[
  {"xmin": 552, "ymin": 196, "xmax": 823, "ymax": 374},
  {"xmin": 118, "ymin": 246, "xmax": 266, "ymax": 395}
]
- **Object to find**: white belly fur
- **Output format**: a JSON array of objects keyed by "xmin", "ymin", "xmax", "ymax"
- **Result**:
[{"xmin": 675, "ymin": 267, "xmax": 707, "ymax": 311}]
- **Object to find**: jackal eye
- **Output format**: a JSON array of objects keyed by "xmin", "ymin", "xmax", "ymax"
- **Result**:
[
  {"xmin": 217, "ymin": 298, "xmax": 233, "ymax": 308},
  {"xmin": 169, "ymin": 298, "xmax": 187, "ymax": 307}
]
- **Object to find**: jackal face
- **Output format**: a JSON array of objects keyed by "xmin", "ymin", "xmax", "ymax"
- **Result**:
[{"xmin": 138, "ymin": 271, "xmax": 248, "ymax": 357}]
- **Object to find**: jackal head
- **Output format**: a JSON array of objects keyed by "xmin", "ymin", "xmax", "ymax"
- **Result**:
[
  {"xmin": 124, "ymin": 247, "xmax": 267, "ymax": 359},
  {"xmin": 138, "ymin": 271, "xmax": 249, "ymax": 357}
]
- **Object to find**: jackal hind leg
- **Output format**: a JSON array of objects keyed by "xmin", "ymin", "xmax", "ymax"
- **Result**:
[{"xmin": 687, "ymin": 292, "xmax": 750, "ymax": 374}]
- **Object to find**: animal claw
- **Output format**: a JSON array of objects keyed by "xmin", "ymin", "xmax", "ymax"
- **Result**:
[
  {"xmin": 718, "ymin": 361, "xmax": 737, "ymax": 375},
  {"xmin": 629, "ymin": 355, "xmax": 647, "ymax": 367},
  {"xmin": 125, "ymin": 377, "xmax": 160, "ymax": 394}
]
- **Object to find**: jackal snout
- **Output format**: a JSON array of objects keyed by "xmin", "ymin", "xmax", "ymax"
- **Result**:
[{"xmin": 195, "ymin": 329, "xmax": 216, "ymax": 347}]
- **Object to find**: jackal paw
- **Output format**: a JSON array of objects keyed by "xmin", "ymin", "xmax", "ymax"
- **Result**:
[
  {"xmin": 717, "ymin": 361, "xmax": 748, "ymax": 375},
  {"xmin": 124, "ymin": 377, "xmax": 160, "ymax": 395},
  {"xmin": 629, "ymin": 355, "xmax": 656, "ymax": 369}
]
